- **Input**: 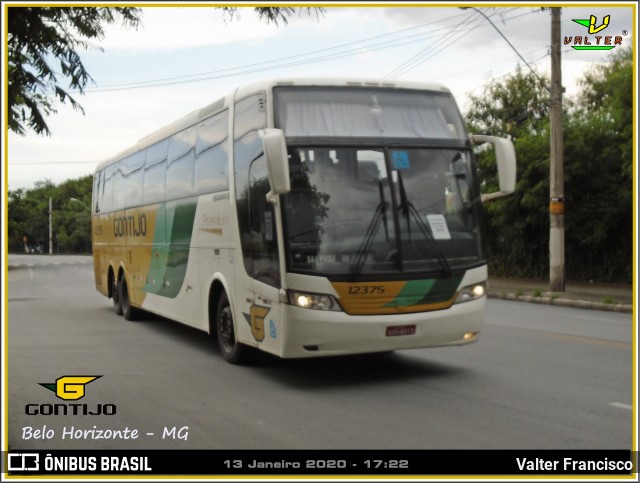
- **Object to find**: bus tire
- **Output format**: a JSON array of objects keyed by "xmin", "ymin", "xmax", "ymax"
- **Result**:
[
  {"xmin": 216, "ymin": 292, "xmax": 253, "ymax": 364},
  {"xmin": 119, "ymin": 275, "xmax": 138, "ymax": 321},
  {"xmin": 113, "ymin": 273, "xmax": 123, "ymax": 316}
]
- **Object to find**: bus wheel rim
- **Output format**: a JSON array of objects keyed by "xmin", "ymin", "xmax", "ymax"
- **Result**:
[{"xmin": 219, "ymin": 307, "xmax": 234, "ymax": 348}]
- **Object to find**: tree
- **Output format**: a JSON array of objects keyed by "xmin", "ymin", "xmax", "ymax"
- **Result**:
[
  {"xmin": 220, "ymin": 6, "xmax": 324, "ymax": 26},
  {"xmin": 465, "ymin": 50, "xmax": 633, "ymax": 283},
  {"xmin": 8, "ymin": 175, "xmax": 94, "ymax": 254},
  {"xmin": 465, "ymin": 66, "xmax": 552, "ymax": 279},
  {"xmin": 562, "ymin": 47, "xmax": 633, "ymax": 282},
  {"xmin": 8, "ymin": 7, "xmax": 142, "ymax": 136},
  {"xmin": 576, "ymin": 47, "xmax": 632, "ymax": 180},
  {"xmin": 8, "ymin": 6, "xmax": 324, "ymax": 137}
]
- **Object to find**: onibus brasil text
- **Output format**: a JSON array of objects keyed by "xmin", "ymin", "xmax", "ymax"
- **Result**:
[{"xmin": 39, "ymin": 454, "xmax": 151, "ymax": 472}]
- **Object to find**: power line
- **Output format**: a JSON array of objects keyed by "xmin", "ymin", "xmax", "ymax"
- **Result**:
[
  {"xmin": 84, "ymin": 17, "xmax": 458, "ymax": 92},
  {"xmin": 386, "ymin": 9, "xmax": 488, "ymax": 79},
  {"xmin": 387, "ymin": 8, "xmax": 542, "ymax": 79},
  {"xmin": 78, "ymin": 9, "xmax": 540, "ymax": 94},
  {"xmin": 451, "ymin": 47, "xmax": 550, "ymax": 93},
  {"xmin": 39, "ymin": 7, "xmax": 553, "ymax": 114},
  {"xmin": 461, "ymin": 6, "xmax": 550, "ymax": 91}
]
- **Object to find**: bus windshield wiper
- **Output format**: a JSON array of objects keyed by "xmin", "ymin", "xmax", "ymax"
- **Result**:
[
  {"xmin": 397, "ymin": 172, "xmax": 452, "ymax": 278},
  {"xmin": 350, "ymin": 180, "xmax": 390, "ymax": 275}
]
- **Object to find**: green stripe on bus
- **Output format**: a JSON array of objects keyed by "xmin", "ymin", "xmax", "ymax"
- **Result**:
[
  {"xmin": 384, "ymin": 279, "xmax": 435, "ymax": 308},
  {"xmin": 383, "ymin": 276, "xmax": 462, "ymax": 309},
  {"xmin": 416, "ymin": 276, "xmax": 463, "ymax": 305},
  {"xmin": 144, "ymin": 199, "xmax": 198, "ymax": 298}
]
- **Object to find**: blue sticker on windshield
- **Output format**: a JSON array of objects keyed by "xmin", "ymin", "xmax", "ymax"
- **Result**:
[{"xmin": 392, "ymin": 151, "xmax": 410, "ymax": 170}]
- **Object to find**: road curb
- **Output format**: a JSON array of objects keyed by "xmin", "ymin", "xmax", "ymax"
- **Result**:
[{"xmin": 488, "ymin": 292, "xmax": 633, "ymax": 314}]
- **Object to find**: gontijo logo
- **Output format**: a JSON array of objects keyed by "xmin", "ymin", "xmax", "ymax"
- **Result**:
[
  {"xmin": 39, "ymin": 375, "xmax": 102, "ymax": 400},
  {"xmin": 565, "ymin": 14, "xmax": 624, "ymax": 50},
  {"xmin": 27, "ymin": 375, "xmax": 115, "ymax": 415}
]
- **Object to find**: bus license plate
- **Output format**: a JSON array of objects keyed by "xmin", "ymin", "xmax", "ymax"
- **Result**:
[{"xmin": 386, "ymin": 324, "xmax": 416, "ymax": 337}]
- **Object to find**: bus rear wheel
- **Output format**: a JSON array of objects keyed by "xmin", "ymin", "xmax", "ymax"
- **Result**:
[
  {"xmin": 216, "ymin": 292, "xmax": 253, "ymax": 364},
  {"xmin": 118, "ymin": 275, "xmax": 138, "ymax": 321}
]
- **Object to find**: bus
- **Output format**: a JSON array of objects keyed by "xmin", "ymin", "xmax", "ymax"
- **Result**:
[{"xmin": 91, "ymin": 78, "xmax": 516, "ymax": 364}]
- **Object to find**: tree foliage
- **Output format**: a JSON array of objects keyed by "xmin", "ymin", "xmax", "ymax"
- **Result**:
[
  {"xmin": 466, "ymin": 49, "xmax": 633, "ymax": 283},
  {"xmin": 575, "ymin": 47, "xmax": 633, "ymax": 181},
  {"xmin": 8, "ymin": 176, "xmax": 94, "ymax": 254},
  {"xmin": 220, "ymin": 6, "xmax": 324, "ymax": 26},
  {"xmin": 564, "ymin": 47, "xmax": 633, "ymax": 282},
  {"xmin": 8, "ymin": 7, "xmax": 142, "ymax": 136},
  {"xmin": 466, "ymin": 66, "xmax": 552, "ymax": 279}
]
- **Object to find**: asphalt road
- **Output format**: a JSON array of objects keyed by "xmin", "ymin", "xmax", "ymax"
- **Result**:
[{"xmin": 6, "ymin": 255, "xmax": 634, "ymax": 451}]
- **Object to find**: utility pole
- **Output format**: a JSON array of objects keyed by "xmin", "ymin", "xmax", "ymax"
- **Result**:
[
  {"xmin": 49, "ymin": 196, "xmax": 53, "ymax": 255},
  {"xmin": 549, "ymin": 7, "xmax": 565, "ymax": 292}
]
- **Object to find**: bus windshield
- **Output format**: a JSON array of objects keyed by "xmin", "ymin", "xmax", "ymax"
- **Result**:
[{"xmin": 283, "ymin": 146, "xmax": 484, "ymax": 277}]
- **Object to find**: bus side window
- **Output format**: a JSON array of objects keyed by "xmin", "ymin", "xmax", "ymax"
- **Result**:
[
  {"xmin": 247, "ymin": 156, "xmax": 280, "ymax": 287},
  {"xmin": 143, "ymin": 140, "xmax": 168, "ymax": 205},
  {"xmin": 166, "ymin": 126, "xmax": 196, "ymax": 200},
  {"xmin": 123, "ymin": 151, "xmax": 145, "ymax": 208},
  {"xmin": 113, "ymin": 161, "xmax": 126, "ymax": 211},
  {"xmin": 195, "ymin": 109, "xmax": 229, "ymax": 194},
  {"xmin": 93, "ymin": 170, "xmax": 102, "ymax": 214},
  {"xmin": 102, "ymin": 165, "xmax": 115, "ymax": 213}
]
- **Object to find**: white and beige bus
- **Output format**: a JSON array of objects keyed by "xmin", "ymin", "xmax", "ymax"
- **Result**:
[{"xmin": 91, "ymin": 78, "xmax": 516, "ymax": 364}]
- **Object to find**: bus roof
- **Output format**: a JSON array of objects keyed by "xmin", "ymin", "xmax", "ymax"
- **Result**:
[
  {"xmin": 94, "ymin": 78, "xmax": 452, "ymax": 173},
  {"xmin": 233, "ymin": 77, "xmax": 451, "ymax": 99}
]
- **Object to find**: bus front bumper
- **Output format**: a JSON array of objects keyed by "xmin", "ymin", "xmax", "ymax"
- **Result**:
[{"xmin": 279, "ymin": 297, "xmax": 485, "ymax": 358}]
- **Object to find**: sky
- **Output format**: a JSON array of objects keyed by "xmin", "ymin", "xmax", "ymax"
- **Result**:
[{"xmin": 2, "ymin": 1, "xmax": 637, "ymax": 191}]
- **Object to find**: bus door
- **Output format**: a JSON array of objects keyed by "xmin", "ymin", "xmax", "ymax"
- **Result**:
[{"xmin": 236, "ymin": 153, "xmax": 284, "ymax": 354}]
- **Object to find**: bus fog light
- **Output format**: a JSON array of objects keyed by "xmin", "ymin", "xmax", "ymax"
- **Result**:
[
  {"xmin": 454, "ymin": 282, "xmax": 486, "ymax": 304},
  {"xmin": 288, "ymin": 291, "xmax": 341, "ymax": 311}
]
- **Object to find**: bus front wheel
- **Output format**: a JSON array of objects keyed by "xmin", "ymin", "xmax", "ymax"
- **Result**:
[{"xmin": 216, "ymin": 292, "xmax": 253, "ymax": 364}]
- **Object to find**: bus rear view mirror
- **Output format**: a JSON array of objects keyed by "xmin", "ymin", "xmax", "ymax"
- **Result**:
[
  {"xmin": 470, "ymin": 134, "xmax": 517, "ymax": 202},
  {"xmin": 260, "ymin": 128, "xmax": 291, "ymax": 203}
]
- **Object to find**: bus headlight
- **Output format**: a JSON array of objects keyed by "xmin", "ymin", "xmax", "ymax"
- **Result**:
[
  {"xmin": 288, "ymin": 291, "xmax": 341, "ymax": 311},
  {"xmin": 454, "ymin": 282, "xmax": 486, "ymax": 304}
]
